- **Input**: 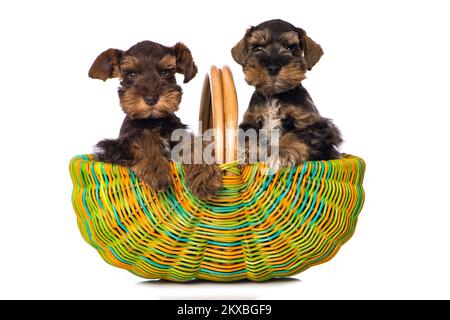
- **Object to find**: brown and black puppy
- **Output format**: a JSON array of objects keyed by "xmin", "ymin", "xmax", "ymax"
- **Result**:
[
  {"xmin": 89, "ymin": 40, "xmax": 222, "ymax": 198},
  {"xmin": 232, "ymin": 19, "xmax": 342, "ymax": 168}
]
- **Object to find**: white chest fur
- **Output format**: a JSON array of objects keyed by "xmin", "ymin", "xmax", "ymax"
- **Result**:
[
  {"xmin": 261, "ymin": 99, "xmax": 282, "ymax": 132},
  {"xmin": 259, "ymin": 99, "xmax": 282, "ymax": 169},
  {"xmin": 239, "ymin": 99, "xmax": 284, "ymax": 167}
]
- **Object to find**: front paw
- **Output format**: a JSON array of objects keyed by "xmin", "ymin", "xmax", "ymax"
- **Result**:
[
  {"xmin": 184, "ymin": 164, "xmax": 223, "ymax": 199},
  {"xmin": 94, "ymin": 139, "xmax": 134, "ymax": 165},
  {"xmin": 132, "ymin": 161, "xmax": 170, "ymax": 191},
  {"xmin": 264, "ymin": 154, "xmax": 294, "ymax": 175}
]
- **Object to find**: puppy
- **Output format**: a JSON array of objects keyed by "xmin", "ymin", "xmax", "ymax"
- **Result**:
[
  {"xmin": 232, "ymin": 19, "xmax": 342, "ymax": 169},
  {"xmin": 89, "ymin": 40, "xmax": 222, "ymax": 198}
]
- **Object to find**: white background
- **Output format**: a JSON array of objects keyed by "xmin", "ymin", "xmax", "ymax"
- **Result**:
[{"xmin": 1, "ymin": 0, "xmax": 449, "ymax": 299}]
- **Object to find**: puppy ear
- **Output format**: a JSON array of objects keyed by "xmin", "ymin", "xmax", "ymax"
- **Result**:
[
  {"xmin": 88, "ymin": 49, "xmax": 123, "ymax": 81},
  {"xmin": 297, "ymin": 28, "xmax": 324, "ymax": 71},
  {"xmin": 231, "ymin": 27, "xmax": 254, "ymax": 65},
  {"xmin": 173, "ymin": 42, "xmax": 198, "ymax": 83}
]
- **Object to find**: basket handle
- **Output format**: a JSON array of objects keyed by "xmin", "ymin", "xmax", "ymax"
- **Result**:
[{"xmin": 198, "ymin": 65, "xmax": 238, "ymax": 164}]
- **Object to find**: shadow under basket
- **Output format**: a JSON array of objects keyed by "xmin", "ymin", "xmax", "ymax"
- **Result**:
[{"xmin": 69, "ymin": 66, "xmax": 366, "ymax": 282}]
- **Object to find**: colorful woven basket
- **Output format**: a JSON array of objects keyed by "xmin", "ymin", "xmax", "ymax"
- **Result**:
[{"xmin": 69, "ymin": 66, "xmax": 365, "ymax": 282}]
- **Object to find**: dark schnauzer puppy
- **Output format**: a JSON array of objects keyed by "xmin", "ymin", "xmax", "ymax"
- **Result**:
[
  {"xmin": 232, "ymin": 19, "xmax": 342, "ymax": 169},
  {"xmin": 89, "ymin": 40, "xmax": 222, "ymax": 198}
]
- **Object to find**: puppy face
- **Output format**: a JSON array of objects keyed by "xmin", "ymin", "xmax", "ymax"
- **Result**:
[
  {"xmin": 232, "ymin": 19, "xmax": 323, "ymax": 96},
  {"xmin": 89, "ymin": 41, "xmax": 197, "ymax": 119}
]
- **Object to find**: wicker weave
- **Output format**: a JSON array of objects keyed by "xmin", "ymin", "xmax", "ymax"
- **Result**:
[{"xmin": 69, "ymin": 154, "xmax": 365, "ymax": 281}]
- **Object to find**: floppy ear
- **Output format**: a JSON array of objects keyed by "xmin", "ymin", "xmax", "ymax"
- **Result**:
[
  {"xmin": 297, "ymin": 28, "xmax": 324, "ymax": 71},
  {"xmin": 173, "ymin": 42, "xmax": 198, "ymax": 83},
  {"xmin": 231, "ymin": 27, "xmax": 254, "ymax": 65},
  {"xmin": 88, "ymin": 48, "xmax": 123, "ymax": 81}
]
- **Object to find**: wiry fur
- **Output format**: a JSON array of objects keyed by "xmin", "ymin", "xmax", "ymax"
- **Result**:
[
  {"xmin": 89, "ymin": 40, "xmax": 222, "ymax": 198},
  {"xmin": 183, "ymin": 140, "xmax": 223, "ymax": 199},
  {"xmin": 232, "ymin": 19, "xmax": 342, "ymax": 166}
]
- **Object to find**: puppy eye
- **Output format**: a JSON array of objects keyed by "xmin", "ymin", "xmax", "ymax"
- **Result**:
[
  {"xmin": 126, "ymin": 72, "xmax": 136, "ymax": 81},
  {"xmin": 160, "ymin": 69, "xmax": 170, "ymax": 76},
  {"xmin": 288, "ymin": 45, "xmax": 299, "ymax": 53},
  {"xmin": 253, "ymin": 46, "xmax": 263, "ymax": 53}
]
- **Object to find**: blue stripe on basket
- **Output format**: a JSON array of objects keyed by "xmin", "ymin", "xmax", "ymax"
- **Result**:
[
  {"xmin": 140, "ymin": 256, "xmax": 171, "ymax": 269},
  {"xmin": 109, "ymin": 246, "xmax": 132, "ymax": 265},
  {"xmin": 301, "ymin": 162, "xmax": 324, "ymax": 224},
  {"xmin": 255, "ymin": 229, "xmax": 282, "ymax": 243},
  {"xmin": 131, "ymin": 176, "xmax": 157, "ymax": 226},
  {"xmin": 288, "ymin": 164, "xmax": 308, "ymax": 214},
  {"xmin": 200, "ymin": 268, "xmax": 245, "ymax": 276},
  {"xmin": 262, "ymin": 168, "xmax": 297, "ymax": 220},
  {"xmin": 310, "ymin": 198, "xmax": 326, "ymax": 225},
  {"xmin": 81, "ymin": 189, "xmax": 92, "ymax": 220},
  {"xmin": 92, "ymin": 164, "xmax": 127, "ymax": 232},
  {"xmin": 207, "ymin": 240, "xmax": 242, "ymax": 247},
  {"xmin": 162, "ymin": 230, "xmax": 189, "ymax": 243}
]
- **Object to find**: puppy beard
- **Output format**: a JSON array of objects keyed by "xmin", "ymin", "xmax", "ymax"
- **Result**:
[
  {"xmin": 274, "ymin": 61, "xmax": 306, "ymax": 93},
  {"xmin": 119, "ymin": 88, "xmax": 182, "ymax": 119},
  {"xmin": 243, "ymin": 59, "xmax": 272, "ymax": 95},
  {"xmin": 244, "ymin": 59, "xmax": 306, "ymax": 96}
]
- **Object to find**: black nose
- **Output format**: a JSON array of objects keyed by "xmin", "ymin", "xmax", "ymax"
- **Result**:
[
  {"xmin": 144, "ymin": 96, "xmax": 159, "ymax": 106},
  {"xmin": 267, "ymin": 65, "xmax": 281, "ymax": 76}
]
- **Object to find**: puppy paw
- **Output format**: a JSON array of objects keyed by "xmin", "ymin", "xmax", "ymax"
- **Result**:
[
  {"xmin": 145, "ymin": 172, "xmax": 171, "ymax": 191},
  {"xmin": 94, "ymin": 139, "xmax": 134, "ymax": 165},
  {"xmin": 264, "ymin": 154, "xmax": 294, "ymax": 175},
  {"xmin": 132, "ymin": 161, "xmax": 170, "ymax": 191},
  {"xmin": 184, "ymin": 164, "xmax": 223, "ymax": 199}
]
